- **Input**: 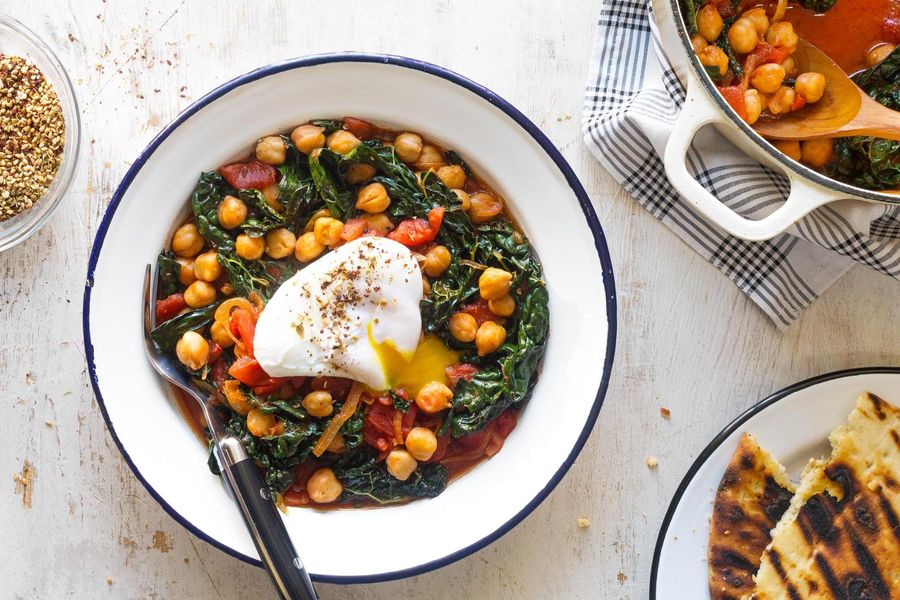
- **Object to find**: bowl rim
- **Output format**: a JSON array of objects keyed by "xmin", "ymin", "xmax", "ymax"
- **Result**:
[
  {"xmin": 664, "ymin": 0, "xmax": 900, "ymax": 206},
  {"xmin": 648, "ymin": 365, "xmax": 900, "ymax": 598},
  {"xmin": 82, "ymin": 52, "xmax": 618, "ymax": 584},
  {"xmin": 0, "ymin": 13, "xmax": 83, "ymax": 251}
]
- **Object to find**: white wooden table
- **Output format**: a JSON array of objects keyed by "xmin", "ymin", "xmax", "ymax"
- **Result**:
[{"xmin": 1, "ymin": 1, "xmax": 898, "ymax": 597}]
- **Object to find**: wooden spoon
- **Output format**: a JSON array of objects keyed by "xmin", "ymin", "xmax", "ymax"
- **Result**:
[{"xmin": 753, "ymin": 40, "xmax": 900, "ymax": 142}]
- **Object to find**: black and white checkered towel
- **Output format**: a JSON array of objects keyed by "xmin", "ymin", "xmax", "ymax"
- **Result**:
[{"xmin": 583, "ymin": 0, "xmax": 900, "ymax": 328}]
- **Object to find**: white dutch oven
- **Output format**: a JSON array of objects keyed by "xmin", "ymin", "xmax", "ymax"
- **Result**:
[
  {"xmin": 653, "ymin": 0, "xmax": 899, "ymax": 241},
  {"xmin": 84, "ymin": 54, "xmax": 617, "ymax": 583}
]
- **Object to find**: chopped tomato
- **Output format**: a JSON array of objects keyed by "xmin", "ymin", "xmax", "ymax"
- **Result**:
[
  {"xmin": 207, "ymin": 342, "xmax": 223, "ymax": 365},
  {"xmin": 719, "ymin": 85, "xmax": 747, "ymax": 121},
  {"xmin": 363, "ymin": 402, "xmax": 395, "ymax": 452},
  {"xmin": 429, "ymin": 432, "xmax": 451, "ymax": 462},
  {"xmin": 460, "ymin": 298, "xmax": 502, "ymax": 327},
  {"xmin": 387, "ymin": 206, "xmax": 444, "ymax": 247},
  {"xmin": 446, "ymin": 363, "xmax": 480, "ymax": 387},
  {"xmin": 341, "ymin": 218, "xmax": 368, "ymax": 242},
  {"xmin": 229, "ymin": 308, "xmax": 256, "ymax": 357},
  {"xmin": 218, "ymin": 160, "xmax": 277, "ymax": 190},
  {"xmin": 252, "ymin": 378, "xmax": 291, "ymax": 397},
  {"xmin": 209, "ymin": 358, "xmax": 229, "ymax": 386},
  {"xmin": 790, "ymin": 95, "xmax": 807, "ymax": 112},
  {"xmin": 155, "ymin": 293, "xmax": 185, "ymax": 323},
  {"xmin": 454, "ymin": 428, "xmax": 490, "ymax": 452},
  {"xmin": 310, "ymin": 376, "xmax": 353, "ymax": 400},
  {"xmin": 228, "ymin": 356, "xmax": 271, "ymax": 387},
  {"xmin": 885, "ymin": 14, "xmax": 900, "ymax": 43},
  {"xmin": 750, "ymin": 42, "xmax": 791, "ymax": 66},
  {"xmin": 343, "ymin": 117, "xmax": 379, "ymax": 140}
]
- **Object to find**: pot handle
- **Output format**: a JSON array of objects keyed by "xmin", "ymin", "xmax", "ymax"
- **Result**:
[{"xmin": 663, "ymin": 70, "xmax": 846, "ymax": 241}]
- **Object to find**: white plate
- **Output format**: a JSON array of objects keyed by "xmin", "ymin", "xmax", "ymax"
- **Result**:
[
  {"xmin": 650, "ymin": 367, "xmax": 900, "ymax": 598},
  {"xmin": 83, "ymin": 54, "xmax": 617, "ymax": 583}
]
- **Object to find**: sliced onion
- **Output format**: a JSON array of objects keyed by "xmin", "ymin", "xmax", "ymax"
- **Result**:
[
  {"xmin": 223, "ymin": 380, "xmax": 251, "ymax": 415},
  {"xmin": 392, "ymin": 411, "xmax": 404, "ymax": 446},
  {"xmin": 771, "ymin": 0, "xmax": 787, "ymax": 22},
  {"xmin": 214, "ymin": 297, "xmax": 256, "ymax": 349},
  {"xmin": 312, "ymin": 383, "xmax": 363, "ymax": 457}
]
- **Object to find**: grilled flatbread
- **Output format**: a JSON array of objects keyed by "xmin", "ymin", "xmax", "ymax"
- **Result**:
[
  {"xmin": 708, "ymin": 433, "xmax": 796, "ymax": 600},
  {"xmin": 752, "ymin": 393, "xmax": 900, "ymax": 599}
]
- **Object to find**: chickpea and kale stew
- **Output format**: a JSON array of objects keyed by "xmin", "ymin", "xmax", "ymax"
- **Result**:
[
  {"xmin": 684, "ymin": 0, "xmax": 900, "ymax": 190},
  {"xmin": 151, "ymin": 117, "xmax": 549, "ymax": 507}
]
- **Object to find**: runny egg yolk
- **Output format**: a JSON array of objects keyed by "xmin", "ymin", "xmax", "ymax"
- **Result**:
[{"xmin": 369, "ymin": 325, "xmax": 460, "ymax": 396}]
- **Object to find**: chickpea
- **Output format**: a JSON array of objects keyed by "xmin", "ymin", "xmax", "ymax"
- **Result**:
[
  {"xmin": 767, "ymin": 85, "xmax": 795, "ymax": 115},
  {"xmin": 246, "ymin": 409, "xmax": 279, "ymax": 437},
  {"xmin": 728, "ymin": 18, "xmax": 758, "ymax": 54},
  {"xmin": 423, "ymin": 245, "xmax": 452, "ymax": 277},
  {"xmin": 479, "ymin": 267, "xmax": 513, "ymax": 301},
  {"xmin": 436, "ymin": 165, "xmax": 466, "ymax": 189},
  {"xmin": 468, "ymin": 192, "xmax": 504, "ymax": 224},
  {"xmin": 295, "ymin": 232, "xmax": 325, "ymax": 262},
  {"xmin": 175, "ymin": 331, "xmax": 209, "ymax": 370},
  {"xmin": 326, "ymin": 130, "xmax": 361, "ymax": 154},
  {"xmin": 766, "ymin": 22, "xmax": 798, "ymax": 50},
  {"xmin": 360, "ymin": 212, "xmax": 394, "ymax": 234},
  {"xmin": 699, "ymin": 45, "xmax": 729, "ymax": 78},
  {"xmin": 691, "ymin": 34, "xmax": 708, "ymax": 53},
  {"xmin": 393, "ymin": 132, "xmax": 424, "ymax": 163},
  {"xmin": 265, "ymin": 228, "xmax": 296, "ymax": 259},
  {"xmin": 697, "ymin": 5, "xmax": 724, "ymax": 42},
  {"xmin": 386, "ymin": 449, "xmax": 418, "ymax": 481},
  {"xmin": 415, "ymin": 381, "xmax": 453, "ymax": 414},
  {"xmin": 327, "ymin": 432, "xmax": 347, "ymax": 454},
  {"xmin": 235, "ymin": 234, "xmax": 265, "ymax": 260},
  {"xmin": 304, "ymin": 208, "xmax": 333, "ymax": 233},
  {"xmin": 744, "ymin": 89, "xmax": 763, "ymax": 125},
  {"xmin": 414, "ymin": 144, "xmax": 445, "ymax": 171},
  {"xmin": 184, "ymin": 280, "xmax": 217, "ymax": 308},
  {"xmin": 773, "ymin": 139, "xmax": 802, "ymax": 162},
  {"xmin": 868, "ymin": 43, "xmax": 896, "ymax": 68},
  {"xmin": 741, "ymin": 7, "xmax": 769, "ymax": 36},
  {"xmin": 750, "ymin": 63, "xmax": 785, "ymax": 94},
  {"xmin": 356, "ymin": 182, "xmax": 391, "ymax": 213},
  {"xmin": 782, "ymin": 56, "xmax": 797, "ymax": 77},
  {"xmin": 795, "ymin": 72, "xmax": 825, "ymax": 104},
  {"xmin": 255, "ymin": 136, "xmax": 287, "ymax": 166},
  {"xmin": 176, "ymin": 257, "xmax": 196, "ymax": 286},
  {"xmin": 302, "ymin": 390, "xmax": 334, "ymax": 418},
  {"xmin": 345, "ymin": 163, "xmax": 376, "ymax": 185},
  {"xmin": 488, "ymin": 294, "xmax": 516, "ymax": 317},
  {"xmin": 800, "ymin": 138, "xmax": 834, "ymax": 168},
  {"xmin": 449, "ymin": 312, "xmax": 478, "ymax": 343},
  {"xmin": 307, "ymin": 468, "xmax": 343, "ymax": 503},
  {"xmin": 193, "ymin": 251, "xmax": 221, "ymax": 282},
  {"xmin": 476, "ymin": 321, "xmax": 506, "ymax": 356},
  {"xmin": 210, "ymin": 321, "xmax": 234, "ymax": 348},
  {"xmin": 217, "ymin": 195, "xmax": 248, "ymax": 230},
  {"xmin": 405, "ymin": 427, "xmax": 438, "ymax": 461},
  {"xmin": 262, "ymin": 182, "xmax": 283, "ymax": 212},
  {"xmin": 452, "ymin": 188, "xmax": 471, "ymax": 211},
  {"xmin": 290, "ymin": 124, "xmax": 326, "ymax": 155},
  {"xmin": 172, "ymin": 223, "xmax": 204, "ymax": 258},
  {"xmin": 314, "ymin": 217, "xmax": 344, "ymax": 246}
]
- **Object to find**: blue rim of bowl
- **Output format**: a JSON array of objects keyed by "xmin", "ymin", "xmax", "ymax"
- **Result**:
[
  {"xmin": 82, "ymin": 52, "xmax": 618, "ymax": 584},
  {"xmin": 649, "ymin": 366, "xmax": 900, "ymax": 598}
]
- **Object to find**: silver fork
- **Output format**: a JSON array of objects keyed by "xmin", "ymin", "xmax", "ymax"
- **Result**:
[{"xmin": 142, "ymin": 265, "xmax": 318, "ymax": 600}]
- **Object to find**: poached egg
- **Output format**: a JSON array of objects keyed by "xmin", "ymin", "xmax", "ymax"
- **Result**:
[{"xmin": 254, "ymin": 236, "xmax": 457, "ymax": 392}]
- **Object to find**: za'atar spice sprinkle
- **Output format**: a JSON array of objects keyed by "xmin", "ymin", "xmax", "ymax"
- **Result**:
[{"xmin": 0, "ymin": 53, "xmax": 65, "ymax": 221}]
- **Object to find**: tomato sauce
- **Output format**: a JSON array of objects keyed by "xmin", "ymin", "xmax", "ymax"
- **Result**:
[{"xmin": 783, "ymin": 0, "xmax": 894, "ymax": 73}]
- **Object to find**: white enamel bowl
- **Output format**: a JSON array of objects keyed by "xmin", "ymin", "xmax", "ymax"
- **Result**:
[{"xmin": 83, "ymin": 54, "xmax": 617, "ymax": 583}]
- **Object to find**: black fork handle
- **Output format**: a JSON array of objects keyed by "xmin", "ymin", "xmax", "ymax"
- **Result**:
[{"xmin": 218, "ymin": 436, "xmax": 318, "ymax": 600}]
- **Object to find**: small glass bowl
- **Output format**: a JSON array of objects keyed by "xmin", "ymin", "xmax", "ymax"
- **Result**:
[{"xmin": 0, "ymin": 14, "xmax": 81, "ymax": 252}]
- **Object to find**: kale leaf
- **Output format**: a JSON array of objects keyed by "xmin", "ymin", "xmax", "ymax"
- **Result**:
[
  {"xmin": 150, "ymin": 304, "xmax": 217, "ymax": 353},
  {"xmin": 334, "ymin": 450, "xmax": 447, "ymax": 504},
  {"xmin": 801, "ymin": 0, "xmax": 836, "ymax": 12},
  {"xmin": 826, "ymin": 46, "xmax": 900, "ymax": 190},
  {"xmin": 278, "ymin": 142, "xmax": 323, "ymax": 232},
  {"xmin": 682, "ymin": 0, "xmax": 698, "ymax": 35},
  {"xmin": 309, "ymin": 119, "xmax": 343, "ymax": 134},
  {"xmin": 239, "ymin": 189, "xmax": 285, "ymax": 237},
  {"xmin": 309, "ymin": 149, "xmax": 355, "ymax": 220},
  {"xmin": 157, "ymin": 252, "xmax": 181, "ymax": 297}
]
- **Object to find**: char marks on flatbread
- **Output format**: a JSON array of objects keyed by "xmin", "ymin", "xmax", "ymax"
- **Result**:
[
  {"xmin": 752, "ymin": 393, "xmax": 900, "ymax": 600},
  {"xmin": 708, "ymin": 433, "xmax": 796, "ymax": 600}
]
